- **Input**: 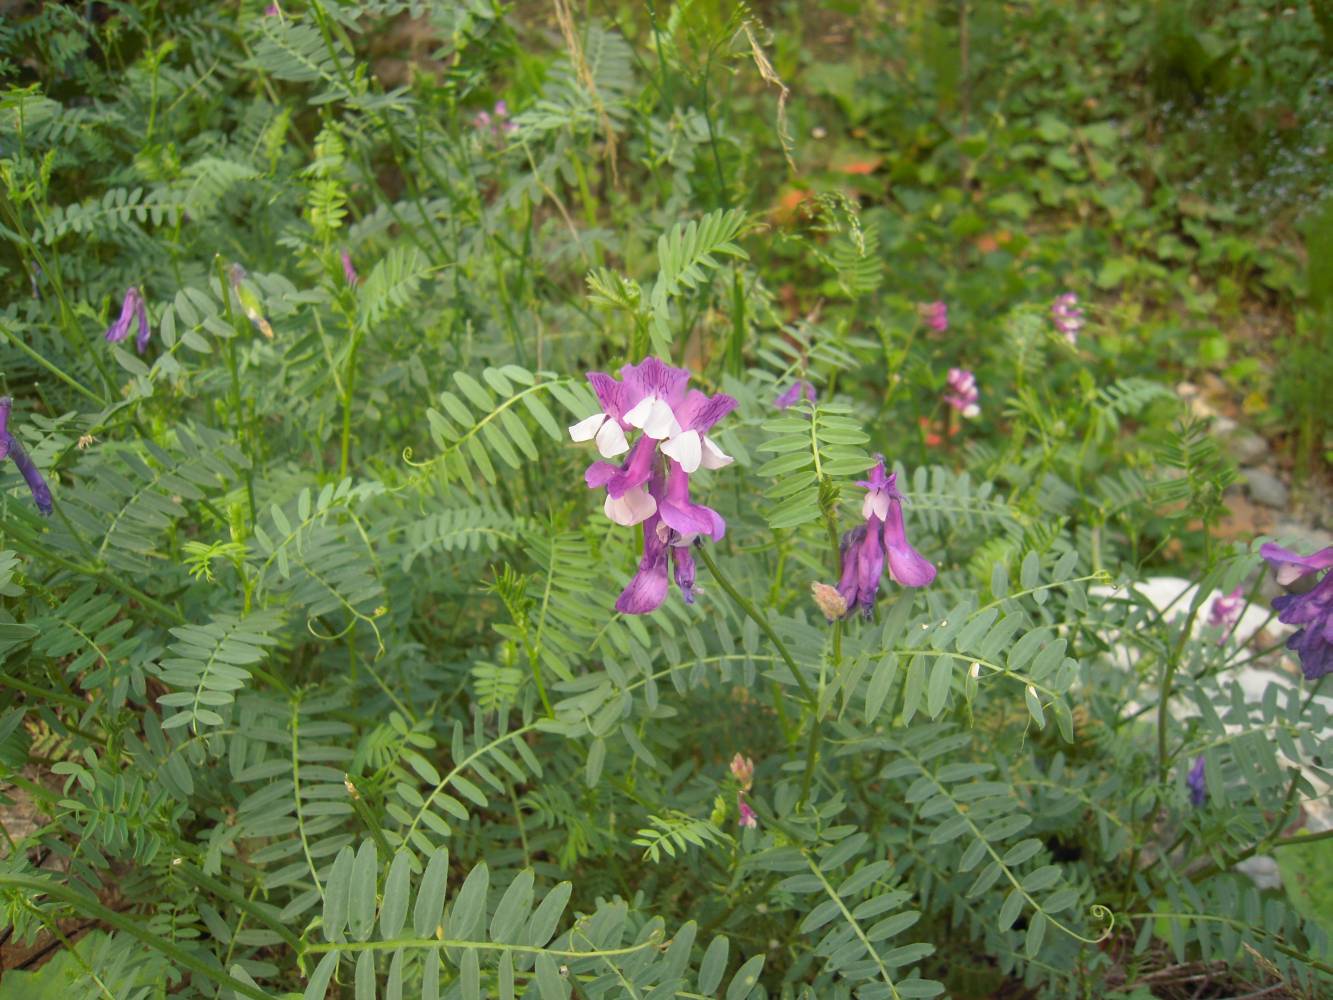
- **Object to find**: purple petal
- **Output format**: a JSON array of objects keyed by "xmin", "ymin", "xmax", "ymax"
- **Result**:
[
  {"xmin": 657, "ymin": 463, "xmax": 725, "ymax": 540},
  {"xmin": 774, "ymin": 383, "xmax": 801, "ymax": 409},
  {"xmin": 586, "ymin": 371, "xmax": 626, "ymax": 422},
  {"xmin": 605, "ymin": 435, "xmax": 658, "ymax": 498},
  {"xmin": 585, "ymin": 461, "xmax": 619, "ymax": 489},
  {"xmin": 836, "ymin": 526, "xmax": 864, "ymax": 611},
  {"xmin": 853, "ymin": 518, "xmax": 885, "ymax": 616},
  {"xmin": 1187, "ymin": 755, "xmax": 1207, "ymax": 806},
  {"xmin": 341, "ymin": 249, "xmax": 359, "ymax": 286},
  {"xmin": 616, "ymin": 514, "xmax": 670, "ymax": 615},
  {"xmin": 0, "ymin": 397, "xmax": 10, "ymax": 442},
  {"xmin": 855, "ymin": 456, "xmax": 894, "ymax": 495},
  {"xmin": 672, "ymin": 545, "xmax": 696, "ymax": 604},
  {"xmin": 620, "ymin": 357, "xmax": 690, "ymax": 409},
  {"xmin": 882, "ymin": 498, "xmax": 935, "ymax": 588},
  {"xmin": 1261, "ymin": 543, "xmax": 1333, "ymax": 586},
  {"xmin": 104, "ymin": 287, "xmax": 139, "ymax": 344},
  {"xmin": 6, "ymin": 434, "xmax": 52, "ymax": 515},
  {"xmin": 1272, "ymin": 574, "xmax": 1333, "ymax": 628},
  {"xmin": 134, "ymin": 296, "xmax": 151, "ymax": 354},
  {"xmin": 675, "ymin": 389, "xmax": 738, "ymax": 432}
]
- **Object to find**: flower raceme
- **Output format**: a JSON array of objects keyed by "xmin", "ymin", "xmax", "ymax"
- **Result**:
[
  {"xmin": 1208, "ymin": 585, "xmax": 1244, "ymax": 643},
  {"xmin": 919, "ymin": 300, "xmax": 948, "ymax": 333},
  {"xmin": 1051, "ymin": 292, "xmax": 1084, "ymax": 344},
  {"xmin": 104, "ymin": 286, "xmax": 151, "ymax": 355},
  {"xmin": 834, "ymin": 457, "xmax": 936, "ymax": 618},
  {"xmin": 1261, "ymin": 542, "xmax": 1333, "ymax": 680},
  {"xmin": 568, "ymin": 358, "xmax": 736, "ymax": 614},
  {"xmin": 943, "ymin": 367, "xmax": 980, "ymax": 419}
]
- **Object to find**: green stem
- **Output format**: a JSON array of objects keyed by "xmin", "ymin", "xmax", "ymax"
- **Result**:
[
  {"xmin": 695, "ymin": 544, "xmax": 817, "ymax": 710},
  {"xmin": 339, "ymin": 330, "xmax": 362, "ymax": 480},
  {"xmin": 302, "ymin": 932, "xmax": 660, "ymax": 959},
  {"xmin": 0, "ymin": 323, "xmax": 105, "ymax": 405},
  {"xmin": 1156, "ymin": 598, "xmax": 1203, "ymax": 783},
  {"xmin": 176, "ymin": 864, "xmax": 302, "ymax": 952},
  {"xmin": 0, "ymin": 874, "xmax": 275, "ymax": 1000}
]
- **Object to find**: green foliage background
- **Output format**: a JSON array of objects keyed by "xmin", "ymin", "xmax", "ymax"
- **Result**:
[{"xmin": 0, "ymin": 1, "xmax": 1329, "ymax": 998}]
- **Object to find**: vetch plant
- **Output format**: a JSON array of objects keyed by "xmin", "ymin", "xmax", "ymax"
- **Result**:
[{"xmin": 0, "ymin": 4, "xmax": 1327, "ymax": 999}]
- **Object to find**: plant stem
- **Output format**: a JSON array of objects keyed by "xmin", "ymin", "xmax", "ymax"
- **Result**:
[
  {"xmin": 0, "ymin": 874, "xmax": 275, "ymax": 1000},
  {"xmin": 695, "ymin": 544, "xmax": 817, "ymax": 711},
  {"xmin": 1156, "ymin": 599, "xmax": 1202, "ymax": 783}
]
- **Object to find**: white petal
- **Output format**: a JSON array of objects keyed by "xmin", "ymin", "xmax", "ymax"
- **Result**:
[
  {"xmin": 699, "ymin": 437, "xmax": 733, "ymax": 470},
  {"xmin": 661, "ymin": 429, "xmax": 702, "ymax": 473},
  {"xmin": 862, "ymin": 490, "xmax": 891, "ymax": 521},
  {"xmin": 962, "ymin": 404, "xmax": 981, "ymax": 419},
  {"xmin": 595, "ymin": 419, "xmax": 629, "ymax": 457},
  {"xmin": 624, "ymin": 396, "xmax": 654, "ymax": 429},
  {"xmin": 569, "ymin": 412, "xmax": 606, "ymax": 442},
  {"xmin": 641, "ymin": 398, "xmax": 680, "ymax": 440},
  {"xmin": 604, "ymin": 486, "xmax": 657, "ymax": 526}
]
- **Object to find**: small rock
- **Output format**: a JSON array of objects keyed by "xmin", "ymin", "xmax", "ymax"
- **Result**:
[
  {"xmin": 1228, "ymin": 432, "xmax": 1267, "ymax": 466},
  {"xmin": 1211, "ymin": 415, "xmax": 1238, "ymax": 436},
  {"xmin": 1244, "ymin": 467, "xmax": 1289, "ymax": 509}
]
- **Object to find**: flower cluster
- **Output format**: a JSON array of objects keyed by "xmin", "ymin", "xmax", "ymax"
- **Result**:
[
  {"xmin": 1207, "ymin": 584, "xmax": 1244, "ymax": 643},
  {"xmin": 1050, "ymin": 292, "xmax": 1084, "ymax": 344},
  {"xmin": 730, "ymin": 754, "xmax": 757, "ymax": 829},
  {"xmin": 773, "ymin": 380, "xmax": 816, "ymax": 410},
  {"xmin": 943, "ymin": 367, "xmax": 980, "ymax": 419},
  {"xmin": 474, "ymin": 100, "xmax": 517, "ymax": 138},
  {"xmin": 1261, "ymin": 542, "xmax": 1333, "ymax": 680},
  {"xmin": 104, "ymin": 286, "xmax": 151, "ymax": 355},
  {"xmin": 834, "ymin": 457, "xmax": 935, "ymax": 618},
  {"xmin": 919, "ymin": 300, "xmax": 948, "ymax": 332},
  {"xmin": 569, "ymin": 358, "xmax": 735, "ymax": 615},
  {"xmin": 0, "ymin": 397, "xmax": 53, "ymax": 516}
]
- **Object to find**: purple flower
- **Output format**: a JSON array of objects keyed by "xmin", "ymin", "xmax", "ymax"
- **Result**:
[
  {"xmin": 616, "ymin": 502, "xmax": 670, "ymax": 614},
  {"xmin": 573, "ymin": 358, "xmax": 733, "ymax": 508},
  {"xmin": 730, "ymin": 754, "xmax": 755, "ymax": 790},
  {"xmin": 474, "ymin": 101, "xmax": 517, "ymax": 138},
  {"xmin": 737, "ymin": 795, "xmax": 758, "ymax": 829},
  {"xmin": 1262, "ymin": 542, "xmax": 1333, "ymax": 680},
  {"xmin": 835, "ymin": 457, "xmax": 935, "ymax": 618},
  {"xmin": 341, "ymin": 249, "xmax": 359, "ymax": 287},
  {"xmin": 0, "ymin": 397, "xmax": 53, "ymax": 516},
  {"xmin": 1208, "ymin": 585, "xmax": 1244, "ymax": 643},
  {"xmin": 104, "ymin": 286, "xmax": 151, "ymax": 355},
  {"xmin": 570, "ymin": 358, "xmax": 736, "ymax": 614},
  {"xmin": 1260, "ymin": 543, "xmax": 1333, "ymax": 586},
  {"xmin": 613, "ymin": 481, "xmax": 702, "ymax": 614},
  {"xmin": 1187, "ymin": 755, "xmax": 1207, "ymax": 807},
  {"xmin": 943, "ymin": 367, "xmax": 979, "ymax": 419},
  {"xmin": 265, "ymin": 2, "xmax": 279, "ymax": 13},
  {"xmin": 657, "ymin": 460, "xmax": 725, "ymax": 541},
  {"xmin": 919, "ymin": 301, "xmax": 948, "ymax": 332},
  {"xmin": 1051, "ymin": 293, "xmax": 1084, "ymax": 344},
  {"xmin": 774, "ymin": 380, "xmax": 816, "ymax": 410}
]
